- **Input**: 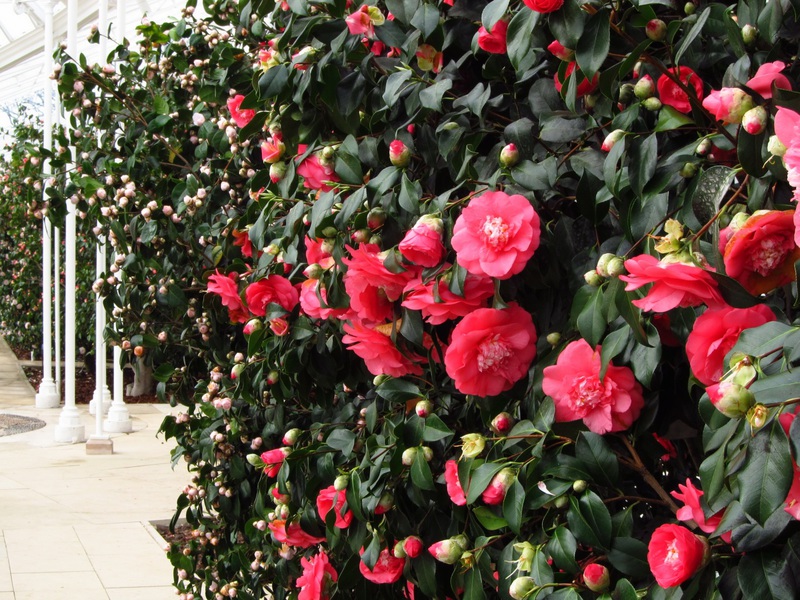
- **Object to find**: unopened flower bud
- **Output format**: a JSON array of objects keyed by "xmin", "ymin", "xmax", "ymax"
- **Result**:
[
  {"xmin": 509, "ymin": 576, "xmax": 537, "ymax": 600},
  {"xmin": 334, "ymin": 474, "xmax": 349, "ymax": 491},
  {"xmin": 573, "ymin": 479, "xmax": 588, "ymax": 493},
  {"xmin": 747, "ymin": 403, "xmax": 768, "ymax": 430},
  {"xmin": 642, "ymin": 97, "xmax": 663, "ymax": 111},
  {"xmin": 421, "ymin": 446, "xmax": 433, "ymax": 462},
  {"xmin": 742, "ymin": 24, "xmax": 758, "ymax": 45},
  {"xmin": 231, "ymin": 363, "xmax": 244, "ymax": 379},
  {"xmin": 402, "ymin": 447, "xmax": 418, "ymax": 466},
  {"xmin": 428, "ymin": 539, "xmax": 464, "ymax": 564},
  {"xmin": 269, "ymin": 161, "xmax": 287, "ymax": 183},
  {"xmin": 684, "ymin": 1, "xmax": 696, "ymax": 14},
  {"xmin": 393, "ymin": 541, "xmax": 407, "ymax": 558},
  {"xmin": 282, "ymin": 428, "xmax": 301, "ymax": 445},
  {"xmin": 266, "ymin": 370, "xmax": 279, "ymax": 385},
  {"xmin": 499, "ymin": 143, "xmax": 520, "ymax": 168},
  {"xmin": 546, "ymin": 332, "xmax": 561, "ymax": 347},
  {"xmin": 375, "ymin": 491, "xmax": 394, "ymax": 514},
  {"xmin": 244, "ymin": 319, "xmax": 262, "ymax": 335},
  {"xmin": 680, "ymin": 162, "xmax": 698, "ymax": 178},
  {"xmin": 768, "ymin": 135, "xmax": 787, "ymax": 157},
  {"xmin": 491, "ymin": 411, "xmax": 514, "ymax": 434},
  {"xmin": 634, "ymin": 75, "xmax": 655, "ymax": 100},
  {"xmin": 606, "ymin": 257, "xmax": 626, "ymax": 277},
  {"xmin": 583, "ymin": 563, "xmax": 610, "ymax": 592},
  {"xmin": 617, "ymin": 83, "xmax": 635, "ymax": 105},
  {"xmin": 584, "ymin": 270, "xmax": 603, "ymax": 287},
  {"xmin": 708, "ymin": 382, "xmax": 755, "ymax": 418},
  {"xmin": 367, "ymin": 207, "xmax": 386, "ymax": 229},
  {"xmin": 460, "ymin": 433, "xmax": 486, "ymax": 459},
  {"xmin": 389, "ymin": 140, "xmax": 411, "ymax": 167},
  {"xmin": 596, "ymin": 253, "xmax": 617, "ymax": 278},
  {"xmin": 601, "ymin": 129, "xmax": 625, "ymax": 152},
  {"xmin": 742, "ymin": 106, "xmax": 767, "ymax": 135},
  {"xmin": 696, "ymin": 139, "xmax": 712, "ymax": 156},
  {"xmin": 646, "ymin": 19, "xmax": 667, "ymax": 41},
  {"xmin": 403, "ymin": 535, "xmax": 423, "ymax": 558},
  {"xmin": 415, "ymin": 399, "xmax": 433, "ymax": 418}
]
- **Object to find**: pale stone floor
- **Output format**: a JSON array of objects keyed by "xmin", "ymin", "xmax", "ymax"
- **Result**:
[{"xmin": 0, "ymin": 338, "xmax": 190, "ymax": 599}]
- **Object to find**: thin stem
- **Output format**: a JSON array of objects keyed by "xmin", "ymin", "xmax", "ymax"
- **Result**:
[{"xmin": 619, "ymin": 435, "xmax": 680, "ymax": 514}]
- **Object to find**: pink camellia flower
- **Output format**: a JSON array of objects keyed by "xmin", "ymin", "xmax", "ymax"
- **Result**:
[
  {"xmin": 547, "ymin": 39, "xmax": 573, "ymax": 60},
  {"xmin": 305, "ymin": 237, "xmax": 336, "ymax": 270},
  {"xmin": 359, "ymin": 548, "xmax": 405, "ymax": 584},
  {"xmin": 343, "ymin": 244, "xmax": 419, "ymax": 324},
  {"xmin": 775, "ymin": 106, "xmax": 800, "ymax": 148},
  {"xmin": 296, "ymin": 551, "xmax": 338, "ymax": 600},
  {"xmin": 583, "ymin": 563, "xmax": 610, "ymax": 592},
  {"xmin": 786, "ymin": 469, "xmax": 800, "ymax": 520},
  {"xmin": 226, "ymin": 94, "xmax": 255, "ymax": 128},
  {"xmin": 657, "ymin": 66, "xmax": 704, "ymax": 114},
  {"xmin": 269, "ymin": 519, "xmax": 326, "ymax": 548},
  {"xmin": 401, "ymin": 269, "xmax": 494, "ymax": 325},
  {"xmin": 398, "ymin": 215, "xmax": 446, "ymax": 267},
  {"xmin": 444, "ymin": 304, "xmax": 538, "ymax": 397},
  {"xmin": 345, "ymin": 5, "xmax": 385, "ymax": 39},
  {"xmin": 296, "ymin": 145, "xmax": 340, "ymax": 192},
  {"xmin": 647, "ymin": 524, "xmax": 708, "ymax": 588},
  {"xmin": 207, "ymin": 271, "xmax": 248, "ymax": 323},
  {"xmin": 523, "ymin": 0, "xmax": 564, "ymax": 13},
  {"xmin": 746, "ymin": 61, "xmax": 791, "ymax": 99},
  {"xmin": 481, "ymin": 468, "xmax": 515, "ymax": 505},
  {"xmin": 416, "ymin": 44, "xmax": 444, "ymax": 73},
  {"xmin": 342, "ymin": 320, "xmax": 424, "ymax": 378},
  {"xmin": 403, "ymin": 536, "xmax": 423, "ymax": 558},
  {"xmin": 671, "ymin": 479, "xmax": 729, "ymax": 540},
  {"xmin": 685, "ymin": 304, "xmax": 776, "ymax": 386},
  {"xmin": 232, "ymin": 229, "xmax": 253, "ymax": 258},
  {"xmin": 389, "ymin": 139, "xmax": 411, "ymax": 167},
  {"xmin": 620, "ymin": 254, "xmax": 724, "ymax": 312},
  {"xmin": 477, "ymin": 19, "xmax": 508, "ymax": 55},
  {"xmin": 260, "ymin": 447, "xmax": 290, "ymax": 477},
  {"xmin": 451, "ymin": 190, "xmax": 540, "ymax": 279},
  {"xmin": 444, "ymin": 459, "xmax": 467, "ymax": 505},
  {"xmin": 701, "ymin": 88, "xmax": 754, "ymax": 124},
  {"xmin": 299, "ymin": 279, "xmax": 348, "ymax": 320},
  {"xmin": 543, "ymin": 339, "xmax": 644, "ymax": 435},
  {"xmin": 317, "ymin": 485, "xmax": 353, "ymax": 529},
  {"xmin": 723, "ymin": 210, "xmax": 800, "ymax": 295},
  {"xmin": 261, "ymin": 137, "xmax": 285, "ymax": 164},
  {"xmin": 554, "ymin": 61, "xmax": 599, "ymax": 97},
  {"xmin": 270, "ymin": 317, "xmax": 290, "ymax": 336},
  {"xmin": 245, "ymin": 275, "xmax": 300, "ymax": 317}
]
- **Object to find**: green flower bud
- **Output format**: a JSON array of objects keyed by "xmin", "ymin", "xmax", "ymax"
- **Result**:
[
  {"xmin": 499, "ymin": 143, "xmax": 520, "ymax": 168},
  {"xmin": 509, "ymin": 576, "xmax": 537, "ymax": 600},
  {"xmin": 460, "ymin": 433, "xmax": 486, "ymax": 458},
  {"xmin": 572, "ymin": 479, "xmax": 588, "ymax": 493},
  {"xmin": 646, "ymin": 19, "xmax": 667, "ymax": 41},
  {"xmin": 742, "ymin": 24, "xmax": 758, "ymax": 45},
  {"xmin": 546, "ymin": 332, "xmax": 561, "ymax": 347},
  {"xmin": 334, "ymin": 474, "xmax": 349, "ymax": 491},
  {"xmin": 680, "ymin": 162, "xmax": 698, "ymax": 178},
  {"xmin": 642, "ymin": 97, "xmax": 663, "ymax": 111},
  {"xmin": 584, "ymin": 270, "xmax": 603, "ymax": 287}
]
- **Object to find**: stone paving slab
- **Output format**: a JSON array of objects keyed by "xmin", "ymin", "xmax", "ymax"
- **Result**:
[{"xmin": 0, "ymin": 337, "xmax": 190, "ymax": 599}]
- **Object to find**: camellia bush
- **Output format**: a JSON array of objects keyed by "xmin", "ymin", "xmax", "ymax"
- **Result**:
[{"xmin": 51, "ymin": 0, "xmax": 800, "ymax": 597}]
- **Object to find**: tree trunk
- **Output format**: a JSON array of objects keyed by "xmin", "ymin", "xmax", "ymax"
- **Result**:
[{"xmin": 126, "ymin": 361, "xmax": 154, "ymax": 397}]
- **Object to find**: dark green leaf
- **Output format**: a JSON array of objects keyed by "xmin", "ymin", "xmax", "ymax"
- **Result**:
[
  {"xmin": 739, "ymin": 419, "xmax": 793, "ymax": 524},
  {"xmin": 410, "ymin": 452, "xmax": 435, "ymax": 490},
  {"xmin": 422, "ymin": 414, "xmax": 454, "ymax": 442},
  {"xmin": 546, "ymin": 525, "xmax": 579, "ymax": 574},
  {"xmin": 738, "ymin": 550, "xmax": 795, "ymax": 600},
  {"xmin": 419, "ymin": 79, "xmax": 453, "ymax": 112},
  {"xmin": 654, "ymin": 105, "xmax": 694, "ymax": 131},
  {"xmin": 411, "ymin": 3, "xmax": 441, "ymax": 38},
  {"xmin": 630, "ymin": 134, "xmax": 658, "ymax": 198},
  {"xmin": 607, "ymin": 537, "xmax": 650, "ymax": 578},
  {"xmin": 463, "ymin": 565, "xmax": 486, "ymax": 600},
  {"xmin": 465, "ymin": 463, "xmax": 505, "ymax": 505},
  {"xmin": 472, "ymin": 506, "xmax": 508, "ymax": 531},
  {"xmin": 692, "ymin": 166, "xmax": 734, "ymax": 224},
  {"xmin": 502, "ymin": 479, "xmax": 525, "ymax": 534},
  {"xmin": 576, "ymin": 286, "xmax": 606, "ymax": 347},
  {"xmin": 376, "ymin": 378, "xmax": 421, "ymax": 402},
  {"xmin": 258, "ymin": 64, "xmax": 290, "ymax": 98},
  {"xmin": 738, "ymin": 128, "xmax": 767, "ymax": 178},
  {"xmin": 325, "ymin": 429, "xmax": 356, "ymax": 457},
  {"xmin": 575, "ymin": 432, "xmax": 619, "ymax": 486},
  {"xmin": 567, "ymin": 491, "xmax": 612, "ymax": 550},
  {"xmin": 480, "ymin": 0, "xmax": 509, "ymax": 30},
  {"xmin": 675, "ymin": 6, "xmax": 711, "ymax": 66},
  {"xmin": 576, "ymin": 8, "xmax": 610, "ymax": 79}
]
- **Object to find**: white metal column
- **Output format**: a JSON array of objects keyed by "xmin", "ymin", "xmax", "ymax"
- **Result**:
[{"xmin": 35, "ymin": 0, "xmax": 59, "ymax": 409}]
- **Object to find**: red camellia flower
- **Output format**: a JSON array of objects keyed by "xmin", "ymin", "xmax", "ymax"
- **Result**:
[
  {"xmin": 444, "ymin": 459, "xmax": 467, "ymax": 505},
  {"xmin": 260, "ymin": 447, "xmax": 291, "ymax": 477},
  {"xmin": 524, "ymin": 0, "xmax": 564, "ymax": 12},
  {"xmin": 226, "ymin": 94, "xmax": 255, "ymax": 128},
  {"xmin": 451, "ymin": 191, "xmax": 540, "ymax": 279},
  {"xmin": 343, "ymin": 244, "xmax": 419, "ymax": 324},
  {"xmin": 444, "ymin": 304, "xmax": 538, "ymax": 397},
  {"xmin": 746, "ymin": 61, "xmax": 791, "ymax": 99},
  {"xmin": 398, "ymin": 215, "xmax": 446, "ymax": 267},
  {"xmin": 296, "ymin": 145, "xmax": 340, "ymax": 192},
  {"xmin": 554, "ymin": 61, "xmax": 599, "ymax": 97},
  {"xmin": 723, "ymin": 210, "xmax": 800, "ymax": 295},
  {"xmin": 620, "ymin": 254, "xmax": 724, "ymax": 312},
  {"xmin": 316, "ymin": 485, "xmax": 353, "ymax": 529},
  {"xmin": 359, "ymin": 548, "xmax": 405, "ymax": 584},
  {"xmin": 245, "ymin": 275, "xmax": 300, "ymax": 317},
  {"xmin": 685, "ymin": 304, "xmax": 776, "ymax": 386},
  {"xmin": 401, "ymin": 269, "xmax": 494, "ymax": 325},
  {"xmin": 477, "ymin": 19, "xmax": 508, "ymax": 55},
  {"xmin": 207, "ymin": 271, "xmax": 248, "ymax": 323},
  {"xmin": 261, "ymin": 137, "xmax": 285, "ymax": 164},
  {"xmin": 296, "ymin": 551, "xmax": 338, "ymax": 600},
  {"xmin": 299, "ymin": 279, "xmax": 348, "ymax": 321},
  {"xmin": 232, "ymin": 229, "xmax": 253, "ymax": 258},
  {"xmin": 583, "ymin": 563, "xmax": 610, "ymax": 592},
  {"xmin": 671, "ymin": 479, "xmax": 729, "ymax": 541},
  {"xmin": 543, "ymin": 339, "xmax": 644, "ymax": 435},
  {"xmin": 403, "ymin": 536, "xmax": 423, "ymax": 558},
  {"xmin": 269, "ymin": 519, "xmax": 326, "ymax": 548},
  {"xmin": 342, "ymin": 320, "xmax": 424, "ymax": 378},
  {"xmin": 481, "ymin": 468, "xmax": 514, "ymax": 505},
  {"xmin": 547, "ymin": 39, "xmax": 573, "ymax": 60},
  {"xmin": 305, "ymin": 236, "xmax": 335, "ymax": 270},
  {"xmin": 657, "ymin": 66, "xmax": 704, "ymax": 113},
  {"xmin": 647, "ymin": 524, "xmax": 708, "ymax": 588}
]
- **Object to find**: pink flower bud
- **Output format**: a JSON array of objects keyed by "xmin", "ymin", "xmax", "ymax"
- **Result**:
[
  {"xmin": 491, "ymin": 411, "xmax": 514, "ymax": 434},
  {"xmin": 481, "ymin": 468, "xmax": 515, "ymax": 505},
  {"xmin": 428, "ymin": 539, "xmax": 463, "ymax": 564},
  {"xmin": 403, "ymin": 536, "xmax": 423, "ymax": 558},
  {"xmin": 389, "ymin": 139, "xmax": 411, "ymax": 167},
  {"xmin": 374, "ymin": 491, "xmax": 394, "ymax": 514},
  {"xmin": 499, "ymin": 143, "xmax": 519, "ymax": 168},
  {"xmin": 601, "ymin": 129, "xmax": 625, "ymax": 152},
  {"xmin": 244, "ymin": 319, "xmax": 263, "ymax": 335},
  {"xmin": 547, "ymin": 40, "xmax": 574, "ymax": 61},
  {"xmin": 742, "ymin": 105, "xmax": 768, "ymax": 135},
  {"xmin": 634, "ymin": 75, "xmax": 655, "ymax": 100},
  {"xmin": 230, "ymin": 363, "xmax": 245, "ymax": 379},
  {"xmin": 415, "ymin": 399, "xmax": 433, "ymax": 418},
  {"xmin": 583, "ymin": 563, "xmax": 610, "ymax": 592},
  {"xmin": 367, "ymin": 207, "xmax": 386, "ymax": 229},
  {"xmin": 282, "ymin": 428, "xmax": 301, "ymax": 445},
  {"xmin": 708, "ymin": 382, "xmax": 755, "ymax": 418},
  {"xmin": 646, "ymin": 19, "xmax": 667, "ymax": 41},
  {"xmin": 269, "ymin": 161, "xmax": 287, "ymax": 183}
]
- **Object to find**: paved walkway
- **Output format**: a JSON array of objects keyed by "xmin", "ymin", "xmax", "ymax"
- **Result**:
[{"xmin": 0, "ymin": 338, "xmax": 190, "ymax": 599}]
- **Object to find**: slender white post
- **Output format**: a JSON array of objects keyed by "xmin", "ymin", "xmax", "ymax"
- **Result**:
[
  {"xmin": 55, "ymin": 0, "xmax": 85, "ymax": 444},
  {"xmin": 54, "ymin": 225, "xmax": 61, "ymax": 391},
  {"xmin": 36, "ymin": 0, "xmax": 59, "ymax": 409}
]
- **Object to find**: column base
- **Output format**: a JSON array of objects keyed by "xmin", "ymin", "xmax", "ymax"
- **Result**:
[
  {"xmin": 89, "ymin": 388, "xmax": 111, "ymax": 415},
  {"xmin": 35, "ymin": 380, "xmax": 60, "ymax": 409},
  {"xmin": 54, "ymin": 406, "xmax": 85, "ymax": 443},
  {"xmin": 86, "ymin": 436, "xmax": 113, "ymax": 455},
  {"xmin": 104, "ymin": 403, "xmax": 133, "ymax": 433}
]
